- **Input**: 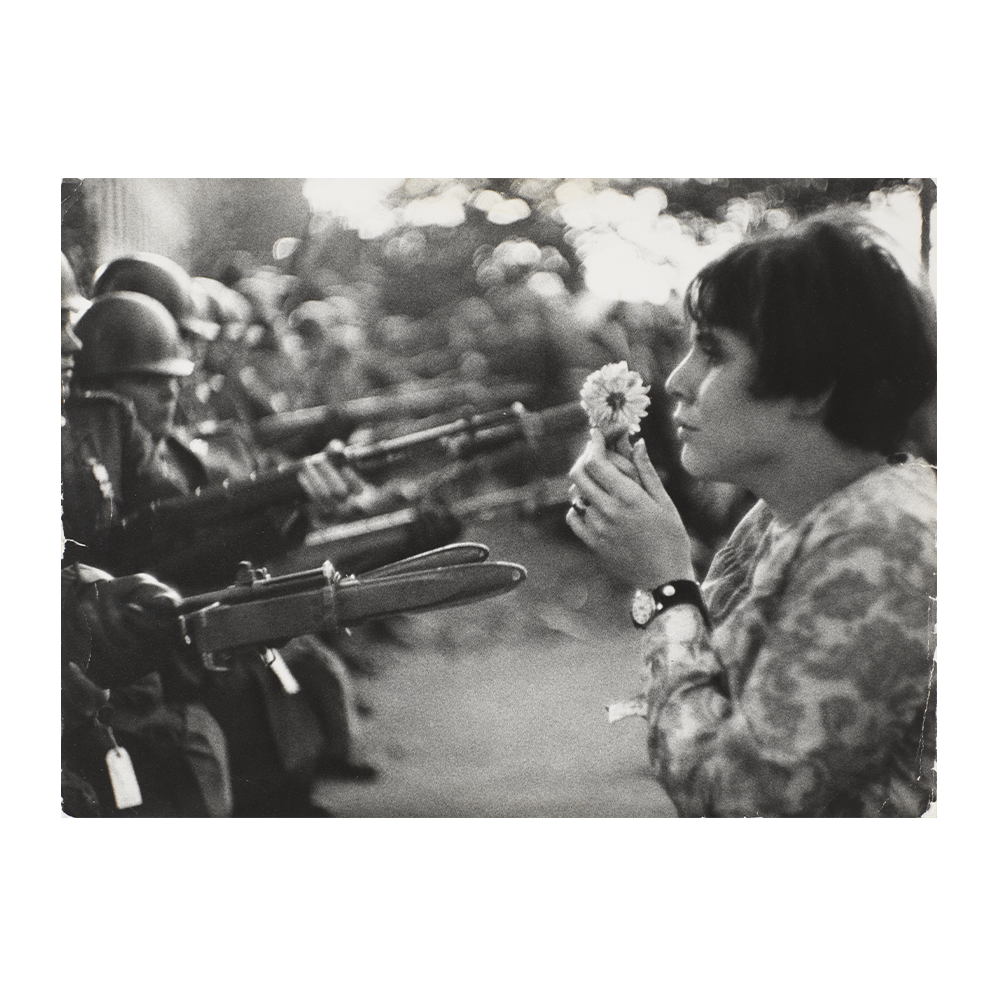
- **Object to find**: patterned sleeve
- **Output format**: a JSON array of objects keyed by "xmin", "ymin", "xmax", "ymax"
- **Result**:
[{"xmin": 642, "ymin": 524, "xmax": 935, "ymax": 816}]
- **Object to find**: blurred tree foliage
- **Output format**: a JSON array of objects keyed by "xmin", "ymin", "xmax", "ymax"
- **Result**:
[
  {"xmin": 299, "ymin": 178, "xmax": 935, "ymax": 318},
  {"xmin": 60, "ymin": 178, "xmax": 312, "ymax": 287},
  {"xmin": 63, "ymin": 177, "xmax": 935, "ymax": 317},
  {"xmin": 187, "ymin": 179, "xmax": 311, "ymax": 279}
]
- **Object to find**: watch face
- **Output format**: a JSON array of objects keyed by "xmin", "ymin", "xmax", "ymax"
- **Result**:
[{"xmin": 631, "ymin": 589, "xmax": 657, "ymax": 625}]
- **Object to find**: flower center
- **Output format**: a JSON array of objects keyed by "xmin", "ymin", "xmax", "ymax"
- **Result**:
[{"xmin": 606, "ymin": 391, "xmax": 627, "ymax": 413}]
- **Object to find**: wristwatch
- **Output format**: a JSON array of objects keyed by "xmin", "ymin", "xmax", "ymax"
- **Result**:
[{"xmin": 631, "ymin": 580, "xmax": 709, "ymax": 629}]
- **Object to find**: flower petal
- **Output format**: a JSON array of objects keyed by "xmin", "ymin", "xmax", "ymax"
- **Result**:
[{"xmin": 580, "ymin": 361, "xmax": 651, "ymax": 436}]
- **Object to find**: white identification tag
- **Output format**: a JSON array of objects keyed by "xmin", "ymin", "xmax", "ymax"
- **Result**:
[
  {"xmin": 606, "ymin": 696, "xmax": 649, "ymax": 724},
  {"xmin": 266, "ymin": 649, "xmax": 300, "ymax": 694},
  {"xmin": 106, "ymin": 746, "xmax": 143, "ymax": 809},
  {"xmin": 91, "ymin": 461, "xmax": 114, "ymax": 500}
]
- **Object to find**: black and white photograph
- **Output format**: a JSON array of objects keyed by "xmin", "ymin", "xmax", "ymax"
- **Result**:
[
  {"xmin": 28, "ymin": 7, "xmax": 994, "ymax": 989},
  {"xmin": 59, "ymin": 177, "xmax": 937, "ymax": 820}
]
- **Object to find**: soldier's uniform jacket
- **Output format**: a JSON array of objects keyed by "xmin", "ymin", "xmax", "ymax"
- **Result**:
[
  {"xmin": 61, "ymin": 391, "xmax": 183, "ymax": 571},
  {"xmin": 141, "ymin": 431, "xmax": 310, "ymax": 592},
  {"xmin": 61, "ymin": 393, "xmax": 232, "ymax": 817},
  {"xmin": 61, "ymin": 394, "xmax": 303, "ymax": 589},
  {"xmin": 61, "ymin": 391, "xmax": 356, "ymax": 816},
  {"xmin": 139, "ymin": 429, "xmax": 356, "ymax": 815}
]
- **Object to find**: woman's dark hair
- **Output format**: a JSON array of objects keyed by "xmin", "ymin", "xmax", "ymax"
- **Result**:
[{"xmin": 683, "ymin": 210, "xmax": 936, "ymax": 455}]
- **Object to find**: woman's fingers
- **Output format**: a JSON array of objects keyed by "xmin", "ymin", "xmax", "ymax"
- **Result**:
[
  {"xmin": 566, "ymin": 435, "xmax": 696, "ymax": 587},
  {"xmin": 578, "ymin": 447, "xmax": 649, "ymax": 512},
  {"xmin": 567, "ymin": 466, "xmax": 607, "ymax": 518},
  {"xmin": 568, "ymin": 432, "xmax": 671, "ymax": 531},
  {"xmin": 632, "ymin": 439, "xmax": 670, "ymax": 500},
  {"xmin": 567, "ymin": 482, "xmax": 588, "ymax": 518},
  {"xmin": 565, "ymin": 496, "xmax": 602, "ymax": 545}
]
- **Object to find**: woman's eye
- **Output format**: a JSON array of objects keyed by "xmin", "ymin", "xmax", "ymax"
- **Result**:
[{"xmin": 694, "ymin": 337, "xmax": 721, "ymax": 362}]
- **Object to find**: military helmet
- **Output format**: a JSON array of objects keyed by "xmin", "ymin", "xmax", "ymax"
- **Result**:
[
  {"xmin": 192, "ymin": 276, "xmax": 253, "ymax": 330},
  {"xmin": 61, "ymin": 253, "xmax": 90, "ymax": 313},
  {"xmin": 288, "ymin": 299, "xmax": 339, "ymax": 338},
  {"xmin": 234, "ymin": 274, "xmax": 282, "ymax": 326},
  {"xmin": 92, "ymin": 252, "xmax": 220, "ymax": 341},
  {"xmin": 73, "ymin": 291, "xmax": 195, "ymax": 383}
]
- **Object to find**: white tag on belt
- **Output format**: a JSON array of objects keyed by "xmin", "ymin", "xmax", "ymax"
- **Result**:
[
  {"xmin": 106, "ymin": 746, "xmax": 143, "ymax": 810},
  {"xmin": 265, "ymin": 648, "xmax": 300, "ymax": 695}
]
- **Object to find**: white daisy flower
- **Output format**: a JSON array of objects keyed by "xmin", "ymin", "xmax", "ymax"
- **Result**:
[{"xmin": 579, "ymin": 361, "xmax": 651, "ymax": 439}]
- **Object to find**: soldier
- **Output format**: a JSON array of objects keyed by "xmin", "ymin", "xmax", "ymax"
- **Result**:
[
  {"xmin": 61, "ymin": 274, "xmax": 182, "ymax": 567},
  {"xmin": 71, "ymin": 289, "xmax": 368, "ymax": 586},
  {"xmin": 71, "ymin": 285, "xmax": 374, "ymax": 814},
  {"xmin": 60, "ymin": 561, "xmax": 229, "ymax": 817},
  {"xmin": 61, "ymin": 254, "xmax": 232, "ymax": 816},
  {"xmin": 91, "ymin": 251, "xmax": 287, "ymax": 427}
]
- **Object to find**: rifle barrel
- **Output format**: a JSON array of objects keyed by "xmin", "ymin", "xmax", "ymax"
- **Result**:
[
  {"xmin": 176, "ymin": 560, "xmax": 338, "ymax": 614},
  {"xmin": 334, "ymin": 381, "xmax": 539, "ymax": 427},
  {"xmin": 194, "ymin": 381, "xmax": 540, "ymax": 449},
  {"xmin": 300, "ymin": 476, "xmax": 571, "ymax": 552},
  {"xmin": 339, "ymin": 400, "xmax": 586, "ymax": 470},
  {"xmin": 340, "ymin": 405, "xmax": 522, "ymax": 470},
  {"xmin": 107, "ymin": 401, "xmax": 586, "ymax": 564}
]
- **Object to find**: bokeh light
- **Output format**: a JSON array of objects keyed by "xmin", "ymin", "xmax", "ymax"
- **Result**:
[
  {"xmin": 272, "ymin": 237, "xmax": 301, "ymax": 260},
  {"xmin": 301, "ymin": 178, "xmax": 932, "ymax": 305}
]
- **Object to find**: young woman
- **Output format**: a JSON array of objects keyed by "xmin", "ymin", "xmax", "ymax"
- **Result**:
[{"xmin": 567, "ymin": 212, "xmax": 936, "ymax": 817}]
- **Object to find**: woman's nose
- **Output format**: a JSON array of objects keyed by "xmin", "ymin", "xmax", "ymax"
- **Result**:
[
  {"xmin": 664, "ymin": 350, "xmax": 695, "ymax": 401},
  {"xmin": 162, "ymin": 377, "xmax": 180, "ymax": 401}
]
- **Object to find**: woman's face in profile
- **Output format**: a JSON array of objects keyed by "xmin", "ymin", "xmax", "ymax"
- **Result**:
[{"xmin": 665, "ymin": 323, "xmax": 800, "ymax": 488}]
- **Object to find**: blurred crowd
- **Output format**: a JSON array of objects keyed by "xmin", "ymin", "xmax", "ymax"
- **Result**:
[{"xmin": 60, "ymin": 244, "xmax": 754, "ymax": 818}]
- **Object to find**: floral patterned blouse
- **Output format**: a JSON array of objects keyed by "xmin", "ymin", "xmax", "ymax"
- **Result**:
[{"xmin": 642, "ymin": 456, "xmax": 937, "ymax": 817}]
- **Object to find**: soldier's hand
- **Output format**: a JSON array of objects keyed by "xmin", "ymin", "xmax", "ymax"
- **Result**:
[
  {"xmin": 299, "ymin": 446, "xmax": 390, "ymax": 520},
  {"xmin": 61, "ymin": 658, "xmax": 110, "ymax": 725},
  {"xmin": 69, "ymin": 566, "xmax": 185, "ymax": 689},
  {"xmin": 409, "ymin": 495, "xmax": 463, "ymax": 552},
  {"xmin": 297, "ymin": 449, "xmax": 365, "ymax": 511}
]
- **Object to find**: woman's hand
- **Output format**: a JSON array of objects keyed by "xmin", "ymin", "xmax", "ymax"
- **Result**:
[{"xmin": 566, "ymin": 430, "xmax": 695, "ymax": 588}]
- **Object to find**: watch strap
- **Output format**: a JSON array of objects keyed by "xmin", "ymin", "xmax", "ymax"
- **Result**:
[{"xmin": 633, "ymin": 579, "xmax": 709, "ymax": 629}]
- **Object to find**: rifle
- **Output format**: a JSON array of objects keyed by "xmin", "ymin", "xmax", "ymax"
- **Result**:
[
  {"xmin": 268, "ymin": 476, "xmax": 573, "ymax": 577},
  {"xmin": 99, "ymin": 400, "xmax": 587, "ymax": 575},
  {"xmin": 175, "ymin": 543, "xmax": 526, "ymax": 667},
  {"xmin": 192, "ymin": 380, "xmax": 541, "ymax": 456}
]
